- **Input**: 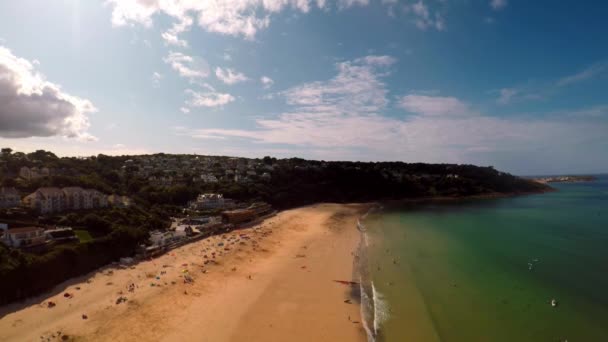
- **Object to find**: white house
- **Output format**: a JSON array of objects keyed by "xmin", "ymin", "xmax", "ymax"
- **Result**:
[
  {"xmin": 2, "ymin": 227, "xmax": 47, "ymax": 248},
  {"xmin": 191, "ymin": 193, "xmax": 226, "ymax": 210}
]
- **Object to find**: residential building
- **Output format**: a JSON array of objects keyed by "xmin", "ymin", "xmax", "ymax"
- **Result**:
[
  {"xmin": 63, "ymin": 186, "xmax": 86, "ymax": 210},
  {"xmin": 1, "ymin": 227, "xmax": 47, "ymax": 248},
  {"xmin": 23, "ymin": 187, "xmax": 66, "ymax": 214},
  {"xmin": 221, "ymin": 209, "xmax": 256, "ymax": 224},
  {"xmin": 23, "ymin": 187, "xmax": 108, "ymax": 214},
  {"xmin": 85, "ymin": 189, "xmax": 108, "ymax": 208},
  {"xmin": 0, "ymin": 187, "xmax": 20, "ymax": 208},
  {"xmin": 19, "ymin": 166, "xmax": 51, "ymax": 180},
  {"xmin": 190, "ymin": 193, "xmax": 226, "ymax": 210},
  {"xmin": 149, "ymin": 230, "xmax": 187, "ymax": 248}
]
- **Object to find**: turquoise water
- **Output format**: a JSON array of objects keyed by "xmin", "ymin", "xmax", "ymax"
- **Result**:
[{"xmin": 363, "ymin": 175, "xmax": 608, "ymax": 341}]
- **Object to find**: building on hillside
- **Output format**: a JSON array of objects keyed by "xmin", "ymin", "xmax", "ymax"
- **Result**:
[
  {"xmin": 190, "ymin": 193, "xmax": 227, "ymax": 210},
  {"xmin": 85, "ymin": 189, "xmax": 108, "ymax": 209},
  {"xmin": 23, "ymin": 187, "xmax": 66, "ymax": 214},
  {"xmin": 63, "ymin": 186, "xmax": 86, "ymax": 210},
  {"xmin": 19, "ymin": 166, "xmax": 51, "ymax": 180},
  {"xmin": 149, "ymin": 230, "xmax": 187, "ymax": 248},
  {"xmin": 1, "ymin": 226, "xmax": 47, "ymax": 248},
  {"xmin": 221, "ymin": 209, "xmax": 256, "ymax": 225},
  {"xmin": 23, "ymin": 187, "xmax": 108, "ymax": 214},
  {"xmin": 0, "ymin": 187, "xmax": 20, "ymax": 208}
]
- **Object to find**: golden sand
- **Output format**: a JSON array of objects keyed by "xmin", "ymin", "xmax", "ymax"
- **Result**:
[{"xmin": 0, "ymin": 204, "xmax": 367, "ymax": 342}]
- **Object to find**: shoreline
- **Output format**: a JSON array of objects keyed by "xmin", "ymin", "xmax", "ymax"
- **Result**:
[{"xmin": 0, "ymin": 203, "xmax": 369, "ymax": 342}]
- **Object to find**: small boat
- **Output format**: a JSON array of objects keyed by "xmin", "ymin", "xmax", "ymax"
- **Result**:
[{"xmin": 551, "ymin": 299, "xmax": 558, "ymax": 307}]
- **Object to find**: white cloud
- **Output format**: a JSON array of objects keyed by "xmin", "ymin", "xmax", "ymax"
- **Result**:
[
  {"xmin": 187, "ymin": 55, "xmax": 396, "ymax": 146},
  {"xmin": 163, "ymin": 51, "xmax": 209, "ymax": 82},
  {"xmin": 161, "ymin": 16, "xmax": 193, "ymax": 47},
  {"xmin": 106, "ymin": 0, "xmax": 329, "ymax": 40},
  {"xmin": 151, "ymin": 71, "xmax": 162, "ymax": 87},
  {"xmin": 180, "ymin": 106, "xmax": 191, "ymax": 113},
  {"xmin": 179, "ymin": 55, "xmax": 608, "ymax": 168},
  {"xmin": 0, "ymin": 46, "xmax": 97, "ymax": 140},
  {"xmin": 398, "ymin": 95, "xmax": 472, "ymax": 116},
  {"xmin": 557, "ymin": 62, "xmax": 606, "ymax": 87},
  {"xmin": 215, "ymin": 67, "xmax": 249, "ymax": 84},
  {"xmin": 223, "ymin": 52, "xmax": 232, "ymax": 61},
  {"xmin": 185, "ymin": 89, "xmax": 235, "ymax": 108},
  {"xmin": 411, "ymin": 1, "xmax": 445, "ymax": 31},
  {"xmin": 490, "ymin": 0, "xmax": 507, "ymax": 11},
  {"xmin": 260, "ymin": 76, "xmax": 274, "ymax": 88}
]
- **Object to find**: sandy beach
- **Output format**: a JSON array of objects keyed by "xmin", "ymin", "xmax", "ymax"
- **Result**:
[{"xmin": 0, "ymin": 203, "xmax": 368, "ymax": 342}]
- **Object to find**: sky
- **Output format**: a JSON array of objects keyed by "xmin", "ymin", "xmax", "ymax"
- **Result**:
[{"xmin": 0, "ymin": 0, "xmax": 607, "ymax": 175}]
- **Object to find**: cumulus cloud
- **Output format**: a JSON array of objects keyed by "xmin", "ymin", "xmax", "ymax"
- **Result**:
[
  {"xmin": 185, "ymin": 89, "xmax": 235, "ymax": 108},
  {"xmin": 0, "ymin": 46, "xmax": 97, "ymax": 140},
  {"xmin": 215, "ymin": 67, "xmax": 249, "ymax": 84},
  {"xmin": 163, "ymin": 51, "xmax": 209, "ymax": 82},
  {"xmin": 260, "ymin": 76, "xmax": 274, "ymax": 89},
  {"xmin": 490, "ymin": 0, "xmax": 508, "ymax": 11}
]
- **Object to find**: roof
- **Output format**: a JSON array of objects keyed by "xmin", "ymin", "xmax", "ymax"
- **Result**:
[
  {"xmin": 62, "ymin": 186, "xmax": 85, "ymax": 194},
  {"xmin": 7, "ymin": 227, "xmax": 44, "ymax": 234},
  {"xmin": 37, "ymin": 187, "xmax": 64, "ymax": 197}
]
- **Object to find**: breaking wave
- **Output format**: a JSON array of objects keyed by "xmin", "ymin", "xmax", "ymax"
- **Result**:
[{"xmin": 356, "ymin": 206, "xmax": 389, "ymax": 342}]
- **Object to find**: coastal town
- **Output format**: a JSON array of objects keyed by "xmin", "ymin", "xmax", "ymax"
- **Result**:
[{"xmin": 0, "ymin": 148, "xmax": 550, "ymax": 306}]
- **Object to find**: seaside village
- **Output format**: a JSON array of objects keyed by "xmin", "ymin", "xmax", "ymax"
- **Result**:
[
  {"xmin": 0, "ymin": 156, "xmax": 276, "ymax": 256},
  {"xmin": 0, "ymin": 152, "xmax": 468, "ymax": 254},
  {"xmin": 1, "ymin": 186, "xmax": 274, "ymax": 254}
]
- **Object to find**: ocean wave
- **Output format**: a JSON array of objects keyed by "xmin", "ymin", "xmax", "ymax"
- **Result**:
[
  {"xmin": 372, "ymin": 282, "xmax": 389, "ymax": 337},
  {"xmin": 356, "ymin": 206, "xmax": 389, "ymax": 342}
]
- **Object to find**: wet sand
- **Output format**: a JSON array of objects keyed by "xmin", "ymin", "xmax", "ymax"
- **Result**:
[{"xmin": 0, "ymin": 203, "xmax": 368, "ymax": 342}]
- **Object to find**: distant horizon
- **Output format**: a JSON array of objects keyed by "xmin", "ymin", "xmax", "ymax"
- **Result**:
[{"xmin": 1, "ymin": 1, "xmax": 607, "ymax": 176}]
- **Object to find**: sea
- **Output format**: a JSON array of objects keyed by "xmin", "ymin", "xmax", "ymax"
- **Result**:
[{"xmin": 357, "ymin": 175, "xmax": 608, "ymax": 342}]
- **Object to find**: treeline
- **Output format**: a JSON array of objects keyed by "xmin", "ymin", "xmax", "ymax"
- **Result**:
[
  {"xmin": 0, "ymin": 206, "xmax": 171, "ymax": 304},
  {"xmin": 213, "ymin": 162, "xmax": 549, "ymax": 209},
  {"xmin": 0, "ymin": 226, "xmax": 146, "ymax": 304},
  {"xmin": 1, "ymin": 149, "xmax": 550, "ymax": 210}
]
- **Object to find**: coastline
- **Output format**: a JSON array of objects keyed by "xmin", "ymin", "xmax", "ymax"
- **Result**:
[{"xmin": 0, "ymin": 203, "xmax": 369, "ymax": 342}]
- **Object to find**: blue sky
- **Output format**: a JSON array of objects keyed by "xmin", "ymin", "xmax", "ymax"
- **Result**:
[{"xmin": 0, "ymin": 0, "xmax": 607, "ymax": 175}]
